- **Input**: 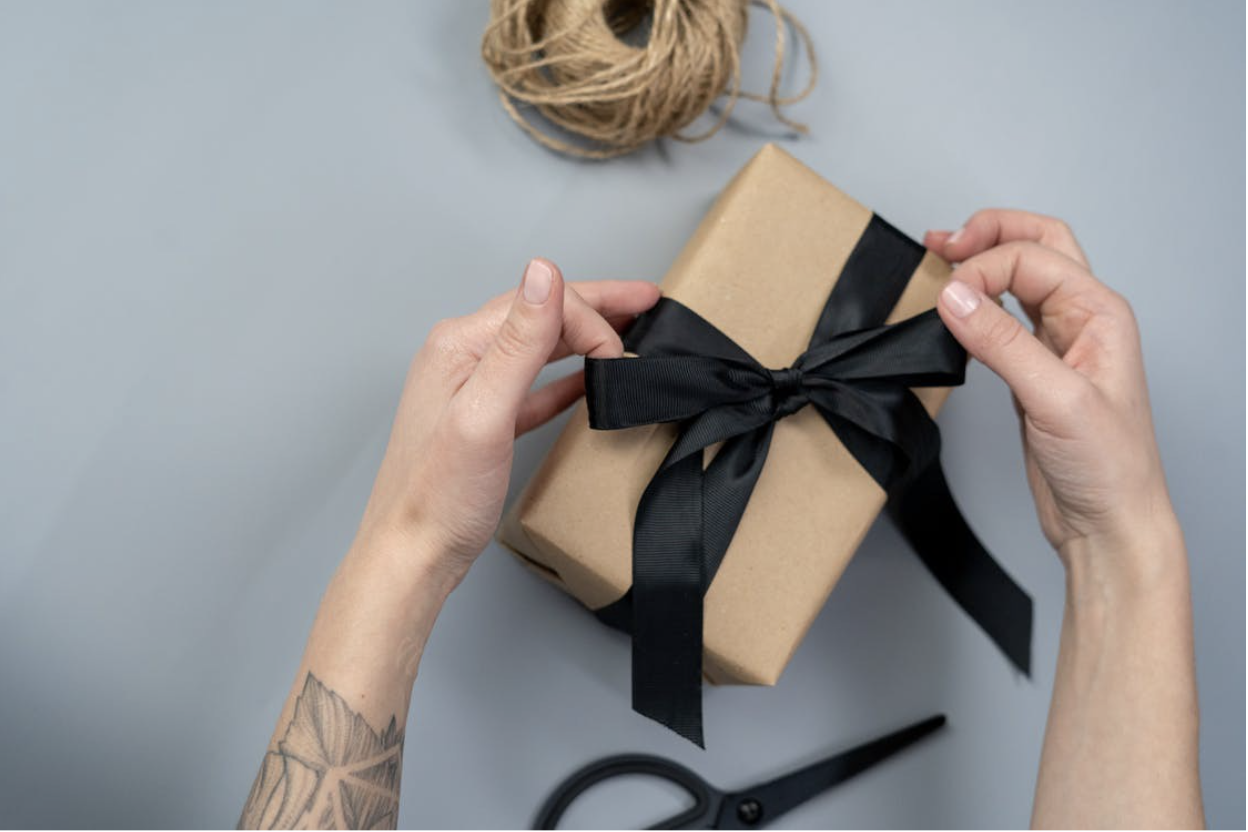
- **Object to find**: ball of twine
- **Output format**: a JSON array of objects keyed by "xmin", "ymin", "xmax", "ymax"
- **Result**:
[{"xmin": 481, "ymin": 0, "xmax": 816, "ymax": 159}]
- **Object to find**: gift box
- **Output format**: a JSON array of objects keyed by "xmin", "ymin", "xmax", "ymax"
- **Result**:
[{"xmin": 498, "ymin": 144, "xmax": 1031, "ymax": 745}]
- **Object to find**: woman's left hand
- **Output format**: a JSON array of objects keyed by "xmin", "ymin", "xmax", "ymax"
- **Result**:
[{"xmin": 356, "ymin": 258, "xmax": 660, "ymax": 586}]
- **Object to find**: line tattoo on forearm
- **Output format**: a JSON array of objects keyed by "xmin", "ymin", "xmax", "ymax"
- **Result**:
[{"xmin": 239, "ymin": 674, "xmax": 404, "ymax": 830}]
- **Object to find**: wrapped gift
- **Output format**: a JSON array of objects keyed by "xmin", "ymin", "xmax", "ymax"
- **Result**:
[{"xmin": 498, "ymin": 144, "xmax": 1032, "ymax": 746}]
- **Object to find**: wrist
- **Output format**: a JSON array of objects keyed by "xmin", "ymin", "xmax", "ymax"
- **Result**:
[
  {"xmin": 297, "ymin": 523, "xmax": 460, "ymax": 712},
  {"xmin": 1060, "ymin": 507, "xmax": 1189, "ymax": 611},
  {"xmin": 345, "ymin": 521, "xmax": 467, "ymax": 603}
]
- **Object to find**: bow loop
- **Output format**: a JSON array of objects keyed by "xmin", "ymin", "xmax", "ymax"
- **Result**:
[
  {"xmin": 586, "ymin": 355, "xmax": 770, "ymax": 430},
  {"xmin": 798, "ymin": 311, "xmax": 968, "ymax": 388}
]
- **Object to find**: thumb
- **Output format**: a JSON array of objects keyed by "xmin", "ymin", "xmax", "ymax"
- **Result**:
[
  {"xmin": 937, "ymin": 278, "xmax": 1086, "ymax": 424},
  {"xmin": 460, "ymin": 258, "xmax": 564, "ymax": 427}
]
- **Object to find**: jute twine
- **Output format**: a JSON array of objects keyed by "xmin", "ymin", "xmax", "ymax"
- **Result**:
[{"xmin": 481, "ymin": 0, "xmax": 816, "ymax": 159}]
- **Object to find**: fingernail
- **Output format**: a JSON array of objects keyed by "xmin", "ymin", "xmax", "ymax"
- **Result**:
[
  {"xmin": 946, "ymin": 226, "xmax": 965, "ymax": 246},
  {"xmin": 942, "ymin": 279, "xmax": 981, "ymax": 318},
  {"xmin": 522, "ymin": 259, "xmax": 553, "ymax": 305}
]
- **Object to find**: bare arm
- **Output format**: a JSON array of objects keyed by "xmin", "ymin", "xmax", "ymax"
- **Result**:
[
  {"xmin": 1039, "ymin": 523, "xmax": 1200, "ymax": 829},
  {"xmin": 238, "ymin": 260, "xmax": 660, "ymax": 829},
  {"xmin": 927, "ymin": 213, "xmax": 1203, "ymax": 828},
  {"xmin": 236, "ymin": 534, "xmax": 451, "ymax": 830}
]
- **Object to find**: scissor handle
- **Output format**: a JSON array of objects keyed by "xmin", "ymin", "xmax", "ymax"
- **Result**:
[{"xmin": 533, "ymin": 753, "xmax": 717, "ymax": 830}]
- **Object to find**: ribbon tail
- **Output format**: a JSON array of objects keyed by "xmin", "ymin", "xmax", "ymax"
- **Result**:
[
  {"xmin": 630, "ymin": 450, "xmax": 707, "ymax": 747},
  {"xmin": 593, "ymin": 410, "xmax": 778, "ymax": 748},
  {"xmin": 633, "ymin": 588, "xmax": 705, "ymax": 748},
  {"xmin": 887, "ymin": 461, "xmax": 1034, "ymax": 676}
]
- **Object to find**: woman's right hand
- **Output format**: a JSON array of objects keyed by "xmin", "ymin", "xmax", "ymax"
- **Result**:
[{"xmin": 924, "ymin": 210, "xmax": 1182, "ymax": 584}]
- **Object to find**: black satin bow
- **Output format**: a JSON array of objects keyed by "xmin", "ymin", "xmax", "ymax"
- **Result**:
[
  {"xmin": 587, "ymin": 306, "xmax": 964, "ymax": 478},
  {"xmin": 585, "ymin": 215, "xmax": 1033, "ymax": 747}
]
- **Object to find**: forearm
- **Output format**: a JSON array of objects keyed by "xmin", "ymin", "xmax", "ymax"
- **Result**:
[
  {"xmin": 239, "ymin": 528, "xmax": 459, "ymax": 830},
  {"xmin": 1032, "ymin": 517, "xmax": 1203, "ymax": 828}
]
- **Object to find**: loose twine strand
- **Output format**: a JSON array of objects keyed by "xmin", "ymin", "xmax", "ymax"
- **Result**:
[{"xmin": 481, "ymin": 0, "xmax": 817, "ymax": 159}]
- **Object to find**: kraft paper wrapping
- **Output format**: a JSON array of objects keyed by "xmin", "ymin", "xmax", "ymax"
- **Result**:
[{"xmin": 497, "ymin": 143, "xmax": 953, "ymax": 686}]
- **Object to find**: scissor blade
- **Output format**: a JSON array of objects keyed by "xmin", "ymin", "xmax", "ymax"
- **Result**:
[{"xmin": 717, "ymin": 714, "xmax": 947, "ymax": 828}]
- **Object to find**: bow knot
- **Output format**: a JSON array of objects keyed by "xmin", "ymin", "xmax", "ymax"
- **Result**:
[{"xmin": 767, "ymin": 365, "xmax": 808, "ymax": 418}]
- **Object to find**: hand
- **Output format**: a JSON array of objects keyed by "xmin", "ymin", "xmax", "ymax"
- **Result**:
[
  {"xmin": 356, "ymin": 259, "xmax": 660, "ymax": 584},
  {"xmin": 925, "ymin": 211, "xmax": 1179, "ymax": 579}
]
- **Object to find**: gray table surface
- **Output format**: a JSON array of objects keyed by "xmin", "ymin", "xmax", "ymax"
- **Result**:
[{"xmin": 0, "ymin": 1, "xmax": 1242, "ymax": 828}]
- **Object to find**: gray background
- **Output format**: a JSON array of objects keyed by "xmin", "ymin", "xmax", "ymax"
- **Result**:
[{"xmin": 0, "ymin": 0, "xmax": 1242, "ymax": 828}]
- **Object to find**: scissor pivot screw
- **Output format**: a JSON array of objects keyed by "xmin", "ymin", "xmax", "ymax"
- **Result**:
[{"xmin": 737, "ymin": 798, "xmax": 763, "ymax": 825}]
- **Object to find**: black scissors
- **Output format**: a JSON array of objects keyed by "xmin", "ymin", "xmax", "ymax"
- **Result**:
[{"xmin": 534, "ymin": 714, "xmax": 946, "ymax": 829}]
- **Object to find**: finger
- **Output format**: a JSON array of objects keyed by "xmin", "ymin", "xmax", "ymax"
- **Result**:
[
  {"xmin": 565, "ymin": 280, "xmax": 661, "ymax": 320},
  {"xmin": 932, "ymin": 209, "xmax": 1089, "ymax": 267},
  {"xmin": 545, "ymin": 313, "xmax": 641, "ymax": 363},
  {"xmin": 515, "ymin": 370, "xmax": 585, "ymax": 436},
  {"xmin": 949, "ymin": 241, "xmax": 1124, "ymax": 357},
  {"xmin": 474, "ymin": 282, "xmax": 638, "ymax": 364},
  {"xmin": 457, "ymin": 259, "xmax": 566, "ymax": 432},
  {"xmin": 938, "ymin": 278, "xmax": 1091, "ymax": 429},
  {"xmin": 923, "ymin": 229, "xmax": 953, "ymax": 251},
  {"xmin": 458, "ymin": 280, "xmax": 660, "ymax": 357},
  {"xmin": 559, "ymin": 283, "xmax": 627, "ymax": 359},
  {"xmin": 428, "ymin": 277, "xmax": 652, "ymax": 413}
]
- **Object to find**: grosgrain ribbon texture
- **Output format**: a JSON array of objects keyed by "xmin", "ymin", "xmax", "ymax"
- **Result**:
[{"xmin": 585, "ymin": 215, "xmax": 1034, "ymax": 747}]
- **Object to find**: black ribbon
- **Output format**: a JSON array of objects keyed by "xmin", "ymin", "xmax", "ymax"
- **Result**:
[{"xmin": 585, "ymin": 215, "xmax": 1033, "ymax": 747}]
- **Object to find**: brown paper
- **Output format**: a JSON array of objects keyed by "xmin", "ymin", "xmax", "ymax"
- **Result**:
[{"xmin": 498, "ymin": 144, "xmax": 953, "ymax": 686}]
